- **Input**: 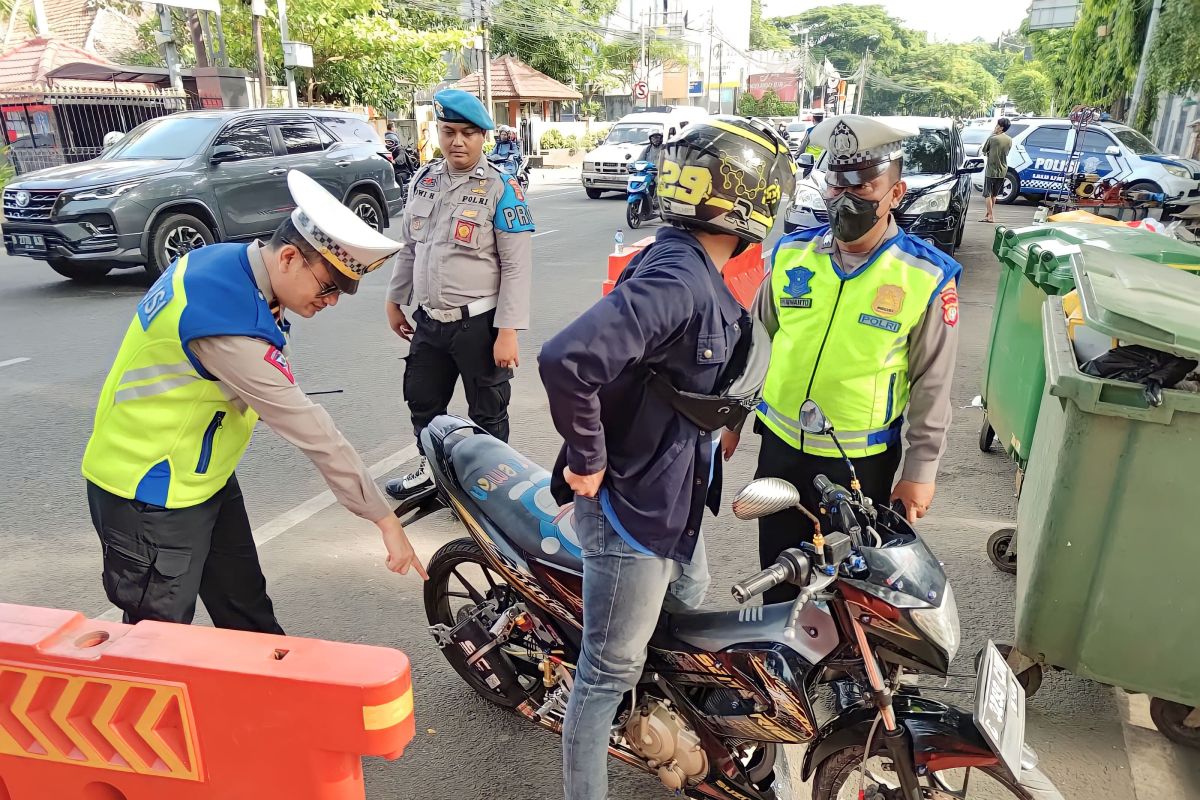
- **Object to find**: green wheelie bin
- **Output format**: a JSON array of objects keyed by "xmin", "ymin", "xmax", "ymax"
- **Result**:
[
  {"xmin": 979, "ymin": 224, "xmax": 1200, "ymax": 573},
  {"xmin": 1014, "ymin": 244, "xmax": 1200, "ymax": 748}
]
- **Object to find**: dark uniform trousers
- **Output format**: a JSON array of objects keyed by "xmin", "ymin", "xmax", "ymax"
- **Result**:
[
  {"xmin": 87, "ymin": 474, "xmax": 284, "ymax": 634},
  {"xmin": 755, "ymin": 422, "xmax": 901, "ymax": 605},
  {"xmin": 404, "ymin": 306, "xmax": 514, "ymax": 451}
]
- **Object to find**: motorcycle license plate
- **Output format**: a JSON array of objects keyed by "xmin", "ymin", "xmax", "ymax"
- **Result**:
[{"xmin": 974, "ymin": 640, "xmax": 1026, "ymax": 781}]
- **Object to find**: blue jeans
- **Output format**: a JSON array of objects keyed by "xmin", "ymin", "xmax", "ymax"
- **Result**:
[{"xmin": 562, "ymin": 494, "xmax": 709, "ymax": 800}]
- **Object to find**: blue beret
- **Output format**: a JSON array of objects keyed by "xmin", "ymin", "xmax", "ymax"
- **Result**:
[{"xmin": 433, "ymin": 89, "xmax": 495, "ymax": 131}]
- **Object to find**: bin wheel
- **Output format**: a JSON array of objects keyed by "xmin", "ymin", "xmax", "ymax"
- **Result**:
[
  {"xmin": 987, "ymin": 528, "xmax": 1018, "ymax": 575},
  {"xmin": 1150, "ymin": 697, "xmax": 1200, "ymax": 749},
  {"xmin": 975, "ymin": 642, "xmax": 1043, "ymax": 698},
  {"xmin": 979, "ymin": 418, "xmax": 996, "ymax": 452}
]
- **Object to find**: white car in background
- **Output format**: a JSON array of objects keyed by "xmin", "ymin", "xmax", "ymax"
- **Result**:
[{"xmin": 580, "ymin": 107, "xmax": 708, "ymax": 198}]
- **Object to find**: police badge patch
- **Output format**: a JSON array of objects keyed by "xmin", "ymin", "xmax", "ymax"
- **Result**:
[
  {"xmin": 872, "ymin": 284, "xmax": 905, "ymax": 317},
  {"xmin": 784, "ymin": 266, "xmax": 813, "ymax": 298}
]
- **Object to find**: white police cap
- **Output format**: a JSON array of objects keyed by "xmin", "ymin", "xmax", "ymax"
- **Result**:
[
  {"xmin": 287, "ymin": 170, "xmax": 400, "ymax": 295},
  {"xmin": 809, "ymin": 115, "xmax": 916, "ymax": 187}
]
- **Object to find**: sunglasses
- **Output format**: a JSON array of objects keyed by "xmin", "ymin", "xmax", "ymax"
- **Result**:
[{"xmin": 290, "ymin": 241, "xmax": 341, "ymax": 298}]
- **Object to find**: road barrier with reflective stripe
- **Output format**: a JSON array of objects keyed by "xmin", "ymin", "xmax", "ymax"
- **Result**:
[
  {"xmin": 0, "ymin": 604, "xmax": 414, "ymax": 800},
  {"xmin": 603, "ymin": 237, "xmax": 765, "ymax": 308}
]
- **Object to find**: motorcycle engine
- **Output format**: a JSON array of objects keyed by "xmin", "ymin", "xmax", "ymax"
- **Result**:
[{"xmin": 622, "ymin": 699, "xmax": 709, "ymax": 791}]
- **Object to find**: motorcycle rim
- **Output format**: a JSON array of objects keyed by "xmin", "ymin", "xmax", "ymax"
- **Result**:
[
  {"xmin": 424, "ymin": 537, "xmax": 545, "ymax": 708},
  {"xmin": 813, "ymin": 745, "xmax": 1049, "ymax": 799},
  {"xmin": 627, "ymin": 200, "xmax": 642, "ymax": 229}
]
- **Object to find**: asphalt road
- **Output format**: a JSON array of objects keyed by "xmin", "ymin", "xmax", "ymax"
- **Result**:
[{"xmin": 0, "ymin": 177, "xmax": 1195, "ymax": 799}]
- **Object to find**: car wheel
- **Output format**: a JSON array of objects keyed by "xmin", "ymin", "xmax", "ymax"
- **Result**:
[
  {"xmin": 997, "ymin": 170, "xmax": 1021, "ymax": 204},
  {"xmin": 954, "ymin": 218, "xmax": 966, "ymax": 248},
  {"xmin": 347, "ymin": 192, "xmax": 384, "ymax": 232},
  {"xmin": 147, "ymin": 213, "xmax": 215, "ymax": 278},
  {"xmin": 47, "ymin": 257, "xmax": 110, "ymax": 283},
  {"xmin": 585, "ymin": 188, "xmax": 603, "ymax": 199},
  {"xmin": 1125, "ymin": 180, "xmax": 1163, "ymax": 197}
]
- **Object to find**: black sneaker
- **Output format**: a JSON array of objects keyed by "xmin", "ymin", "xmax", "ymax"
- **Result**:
[{"xmin": 385, "ymin": 458, "xmax": 433, "ymax": 501}]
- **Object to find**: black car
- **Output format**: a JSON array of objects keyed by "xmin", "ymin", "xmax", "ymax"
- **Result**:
[{"xmin": 784, "ymin": 116, "xmax": 983, "ymax": 255}]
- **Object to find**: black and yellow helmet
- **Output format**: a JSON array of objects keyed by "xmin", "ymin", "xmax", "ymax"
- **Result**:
[{"xmin": 657, "ymin": 115, "xmax": 796, "ymax": 243}]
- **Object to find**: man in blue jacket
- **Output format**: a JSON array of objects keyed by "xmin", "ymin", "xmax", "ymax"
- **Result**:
[{"xmin": 539, "ymin": 116, "xmax": 795, "ymax": 800}]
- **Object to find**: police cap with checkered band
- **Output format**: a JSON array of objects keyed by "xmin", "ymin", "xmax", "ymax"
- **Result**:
[
  {"xmin": 809, "ymin": 114, "xmax": 916, "ymax": 187},
  {"xmin": 287, "ymin": 170, "xmax": 400, "ymax": 295}
]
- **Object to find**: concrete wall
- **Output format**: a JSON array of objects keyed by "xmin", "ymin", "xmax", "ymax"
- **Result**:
[{"xmin": 1153, "ymin": 92, "xmax": 1200, "ymax": 159}]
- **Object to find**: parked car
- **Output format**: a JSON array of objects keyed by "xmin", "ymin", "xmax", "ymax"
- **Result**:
[
  {"xmin": 580, "ymin": 106, "xmax": 708, "ymax": 198},
  {"xmin": 784, "ymin": 116, "xmax": 980, "ymax": 255},
  {"xmin": 2, "ymin": 108, "xmax": 404, "ymax": 282},
  {"xmin": 969, "ymin": 117, "xmax": 1200, "ymax": 207}
]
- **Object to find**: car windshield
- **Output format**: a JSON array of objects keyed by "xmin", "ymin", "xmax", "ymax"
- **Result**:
[
  {"xmin": 787, "ymin": 123, "xmax": 807, "ymax": 133},
  {"xmin": 605, "ymin": 123, "xmax": 662, "ymax": 145},
  {"xmin": 1109, "ymin": 126, "xmax": 1160, "ymax": 156},
  {"xmin": 102, "ymin": 115, "xmax": 224, "ymax": 160},
  {"xmin": 961, "ymin": 127, "xmax": 991, "ymax": 145}
]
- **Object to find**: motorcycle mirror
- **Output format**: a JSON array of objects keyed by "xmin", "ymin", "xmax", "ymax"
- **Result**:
[
  {"xmin": 732, "ymin": 478, "xmax": 802, "ymax": 521},
  {"xmin": 799, "ymin": 399, "xmax": 834, "ymax": 435}
]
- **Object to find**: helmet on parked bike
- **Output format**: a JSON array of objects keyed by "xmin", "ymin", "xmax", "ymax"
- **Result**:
[{"xmin": 658, "ymin": 115, "xmax": 796, "ymax": 244}]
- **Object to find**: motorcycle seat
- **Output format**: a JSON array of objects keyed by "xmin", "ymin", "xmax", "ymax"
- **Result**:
[{"xmin": 448, "ymin": 432, "xmax": 583, "ymax": 571}]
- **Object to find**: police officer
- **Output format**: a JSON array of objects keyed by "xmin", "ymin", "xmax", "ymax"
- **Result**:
[
  {"xmin": 385, "ymin": 89, "xmax": 534, "ymax": 501},
  {"xmin": 82, "ymin": 171, "xmax": 426, "ymax": 633},
  {"xmin": 723, "ymin": 115, "xmax": 961, "ymax": 606}
]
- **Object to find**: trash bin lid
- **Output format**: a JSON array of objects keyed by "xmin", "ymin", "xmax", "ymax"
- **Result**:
[{"xmin": 1072, "ymin": 244, "xmax": 1200, "ymax": 359}]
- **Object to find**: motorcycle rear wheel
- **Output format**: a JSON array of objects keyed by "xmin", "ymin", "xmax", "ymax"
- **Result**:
[
  {"xmin": 627, "ymin": 199, "xmax": 643, "ymax": 229},
  {"xmin": 424, "ymin": 537, "xmax": 545, "ymax": 709},
  {"xmin": 813, "ymin": 746, "xmax": 1062, "ymax": 800}
]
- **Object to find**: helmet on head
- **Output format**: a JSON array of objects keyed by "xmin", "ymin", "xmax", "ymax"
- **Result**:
[
  {"xmin": 649, "ymin": 130, "xmax": 664, "ymax": 144},
  {"xmin": 657, "ymin": 115, "xmax": 796, "ymax": 244}
]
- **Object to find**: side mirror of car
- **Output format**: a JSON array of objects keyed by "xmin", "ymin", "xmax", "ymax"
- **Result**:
[
  {"xmin": 1105, "ymin": 145, "xmax": 1121, "ymax": 156},
  {"xmin": 796, "ymin": 152, "xmax": 815, "ymax": 178},
  {"xmin": 210, "ymin": 144, "xmax": 244, "ymax": 164},
  {"xmin": 958, "ymin": 162, "xmax": 984, "ymax": 175}
]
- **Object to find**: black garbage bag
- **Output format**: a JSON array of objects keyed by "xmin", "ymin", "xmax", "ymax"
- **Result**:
[{"xmin": 1081, "ymin": 345, "xmax": 1198, "ymax": 407}]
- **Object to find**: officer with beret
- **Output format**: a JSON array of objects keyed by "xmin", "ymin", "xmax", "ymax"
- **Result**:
[
  {"xmin": 724, "ymin": 115, "xmax": 961, "ymax": 606},
  {"xmin": 83, "ymin": 171, "xmax": 426, "ymax": 633},
  {"xmin": 386, "ymin": 89, "xmax": 534, "ymax": 501}
]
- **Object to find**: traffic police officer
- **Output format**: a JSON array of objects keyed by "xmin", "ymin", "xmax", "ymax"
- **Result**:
[
  {"xmin": 385, "ymin": 89, "xmax": 534, "ymax": 501},
  {"xmin": 724, "ymin": 115, "xmax": 961, "ymax": 605},
  {"xmin": 82, "ymin": 171, "xmax": 427, "ymax": 633}
]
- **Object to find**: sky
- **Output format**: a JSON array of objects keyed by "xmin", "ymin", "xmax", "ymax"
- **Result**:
[{"xmin": 760, "ymin": 0, "xmax": 1030, "ymax": 43}]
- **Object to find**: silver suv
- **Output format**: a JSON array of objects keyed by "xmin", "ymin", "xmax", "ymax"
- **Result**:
[{"xmin": 2, "ymin": 108, "xmax": 403, "ymax": 281}]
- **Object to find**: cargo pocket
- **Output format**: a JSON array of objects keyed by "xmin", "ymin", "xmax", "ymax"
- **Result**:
[
  {"xmin": 100, "ymin": 527, "xmax": 153, "ymax": 613},
  {"xmin": 140, "ymin": 548, "xmax": 193, "ymax": 619}
]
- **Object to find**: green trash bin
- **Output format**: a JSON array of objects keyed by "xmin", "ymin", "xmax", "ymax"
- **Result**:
[{"xmin": 1015, "ymin": 244, "xmax": 1200, "ymax": 743}]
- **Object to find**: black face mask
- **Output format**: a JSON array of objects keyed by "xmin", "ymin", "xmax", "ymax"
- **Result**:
[{"xmin": 825, "ymin": 185, "xmax": 894, "ymax": 242}]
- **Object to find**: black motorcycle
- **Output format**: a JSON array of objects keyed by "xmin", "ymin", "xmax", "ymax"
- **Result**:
[
  {"xmin": 405, "ymin": 404, "xmax": 1064, "ymax": 800},
  {"xmin": 388, "ymin": 141, "xmax": 421, "ymax": 198}
]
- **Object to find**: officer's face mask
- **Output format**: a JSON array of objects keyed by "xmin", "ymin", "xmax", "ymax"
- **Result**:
[{"xmin": 825, "ymin": 181, "xmax": 898, "ymax": 243}]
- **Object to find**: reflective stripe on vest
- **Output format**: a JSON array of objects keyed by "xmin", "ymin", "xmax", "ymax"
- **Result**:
[
  {"xmin": 757, "ymin": 229, "xmax": 952, "ymax": 457},
  {"xmin": 82, "ymin": 251, "xmax": 262, "ymax": 508}
]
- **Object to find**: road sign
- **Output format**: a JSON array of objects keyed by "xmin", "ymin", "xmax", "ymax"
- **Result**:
[{"xmin": 633, "ymin": 81, "xmax": 648, "ymax": 100}]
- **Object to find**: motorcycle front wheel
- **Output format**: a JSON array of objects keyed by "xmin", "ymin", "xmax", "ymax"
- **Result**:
[
  {"xmin": 813, "ymin": 746, "xmax": 1063, "ymax": 800},
  {"xmin": 627, "ymin": 199, "xmax": 643, "ymax": 229}
]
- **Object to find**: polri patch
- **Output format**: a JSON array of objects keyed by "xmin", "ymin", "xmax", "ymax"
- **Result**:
[
  {"xmin": 454, "ymin": 219, "xmax": 477, "ymax": 243},
  {"xmin": 872, "ymin": 284, "xmax": 905, "ymax": 317},
  {"xmin": 940, "ymin": 283, "xmax": 959, "ymax": 327},
  {"xmin": 264, "ymin": 346, "xmax": 294, "ymax": 383},
  {"xmin": 859, "ymin": 313, "xmax": 901, "ymax": 333},
  {"xmin": 780, "ymin": 297, "xmax": 812, "ymax": 308}
]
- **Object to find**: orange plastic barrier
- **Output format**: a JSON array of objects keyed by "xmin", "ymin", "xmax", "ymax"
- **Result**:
[
  {"xmin": 0, "ymin": 604, "xmax": 414, "ymax": 800},
  {"xmin": 602, "ymin": 239, "xmax": 765, "ymax": 308}
]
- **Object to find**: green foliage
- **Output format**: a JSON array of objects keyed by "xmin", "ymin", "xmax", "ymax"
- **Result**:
[
  {"xmin": 1005, "ymin": 64, "xmax": 1052, "ymax": 114},
  {"xmin": 738, "ymin": 90, "xmax": 796, "ymax": 117},
  {"xmin": 1061, "ymin": 0, "xmax": 1149, "ymax": 116},
  {"xmin": 771, "ymin": 4, "xmax": 920, "ymax": 75},
  {"xmin": 1150, "ymin": 0, "xmax": 1200, "ymax": 95},
  {"xmin": 1023, "ymin": 23, "xmax": 1072, "ymax": 110},
  {"xmin": 540, "ymin": 130, "xmax": 581, "ymax": 151},
  {"xmin": 579, "ymin": 101, "xmax": 604, "ymax": 120},
  {"xmin": 581, "ymin": 127, "xmax": 610, "ymax": 151},
  {"xmin": 750, "ymin": 0, "xmax": 790, "ymax": 51}
]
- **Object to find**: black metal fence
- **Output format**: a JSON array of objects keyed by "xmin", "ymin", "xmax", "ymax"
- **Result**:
[{"xmin": 0, "ymin": 89, "xmax": 204, "ymax": 175}]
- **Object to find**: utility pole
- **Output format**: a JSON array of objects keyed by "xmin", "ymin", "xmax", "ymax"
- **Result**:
[
  {"xmin": 798, "ymin": 28, "xmax": 810, "ymax": 112},
  {"xmin": 1129, "ymin": 0, "xmax": 1163, "ymax": 124},
  {"xmin": 707, "ymin": 11, "xmax": 714, "ymax": 113},
  {"xmin": 277, "ymin": 0, "xmax": 298, "ymax": 107},
  {"xmin": 716, "ymin": 42, "xmax": 723, "ymax": 114},
  {"xmin": 251, "ymin": 0, "xmax": 270, "ymax": 107},
  {"xmin": 155, "ymin": 4, "xmax": 184, "ymax": 93},
  {"xmin": 855, "ymin": 44, "xmax": 871, "ymax": 114},
  {"xmin": 481, "ymin": 0, "xmax": 493, "ymax": 121}
]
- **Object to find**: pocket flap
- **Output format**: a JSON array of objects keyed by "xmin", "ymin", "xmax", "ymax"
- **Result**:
[
  {"xmin": 153, "ymin": 549, "xmax": 192, "ymax": 578},
  {"xmin": 696, "ymin": 333, "xmax": 728, "ymax": 365}
]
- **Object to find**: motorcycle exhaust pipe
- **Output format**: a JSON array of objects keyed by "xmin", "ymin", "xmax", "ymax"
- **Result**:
[{"xmin": 449, "ymin": 617, "xmax": 526, "ymax": 703}]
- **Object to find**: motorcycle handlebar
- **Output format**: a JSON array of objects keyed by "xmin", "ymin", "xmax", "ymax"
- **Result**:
[
  {"xmin": 813, "ymin": 474, "xmax": 863, "ymax": 545},
  {"xmin": 731, "ymin": 548, "xmax": 811, "ymax": 604}
]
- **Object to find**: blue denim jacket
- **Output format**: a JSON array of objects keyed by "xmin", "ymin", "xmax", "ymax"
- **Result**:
[{"xmin": 538, "ymin": 227, "xmax": 743, "ymax": 562}]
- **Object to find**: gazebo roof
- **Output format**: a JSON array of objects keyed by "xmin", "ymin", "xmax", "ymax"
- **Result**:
[{"xmin": 454, "ymin": 55, "xmax": 582, "ymax": 101}]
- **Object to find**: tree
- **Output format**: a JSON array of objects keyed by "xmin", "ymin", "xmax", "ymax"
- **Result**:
[
  {"xmin": 489, "ymin": 0, "xmax": 618, "ymax": 90},
  {"xmin": 1005, "ymin": 64, "xmax": 1052, "ymax": 114},
  {"xmin": 739, "ymin": 90, "xmax": 795, "ymax": 117},
  {"xmin": 750, "ymin": 0, "xmax": 790, "ymax": 51},
  {"xmin": 771, "ymin": 4, "xmax": 920, "ymax": 76},
  {"xmin": 1150, "ymin": 0, "xmax": 1200, "ymax": 95},
  {"xmin": 1023, "ymin": 22, "xmax": 1071, "ymax": 112},
  {"xmin": 1061, "ymin": 0, "xmax": 1150, "ymax": 118}
]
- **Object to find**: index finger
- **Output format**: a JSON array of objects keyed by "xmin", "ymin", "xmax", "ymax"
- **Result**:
[{"xmin": 414, "ymin": 557, "xmax": 430, "ymax": 581}]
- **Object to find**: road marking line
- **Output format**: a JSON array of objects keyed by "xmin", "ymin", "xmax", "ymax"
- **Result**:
[
  {"xmin": 96, "ymin": 443, "xmax": 420, "ymax": 622},
  {"xmin": 0, "ymin": 357, "xmax": 30, "ymax": 369},
  {"xmin": 531, "ymin": 230, "xmax": 558, "ymax": 238},
  {"xmin": 530, "ymin": 188, "xmax": 586, "ymax": 198}
]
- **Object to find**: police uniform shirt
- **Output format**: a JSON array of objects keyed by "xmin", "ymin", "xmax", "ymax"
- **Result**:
[
  {"xmin": 387, "ymin": 156, "xmax": 534, "ymax": 329},
  {"xmin": 188, "ymin": 241, "xmax": 392, "ymax": 522},
  {"xmin": 750, "ymin": 219, "xmax": 959, "ymax": 484}
]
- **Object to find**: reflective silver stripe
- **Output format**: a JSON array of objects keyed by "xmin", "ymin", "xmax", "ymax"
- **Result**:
[
  {"xmin": 888, "ymin": 246, "xmax": 946, "ymax": 285},
  {"xmin": 761, "ymin": 405, "xmax": 885, "ymax": 441},
  {"xmin": 883, "ymin": 341, "xmax": 907, "ymax": 364},
  {"xmin": 113, "ymin": 374, "xmax": 200, "ymax": 404},
  {"xmin": 118, "ymin": 361, "xmax": 196, "ymax": 387}
]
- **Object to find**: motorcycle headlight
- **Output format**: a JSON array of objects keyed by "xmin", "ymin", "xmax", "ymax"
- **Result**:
[
  {"xmin": 905, "ymin": 189, "xmax": 951, "ymax": 214},
  {"xmin": 1165, "ymin": 164, "xmax": 1189, "ymax": 178},
  {"xmin": 69, "ymin": 181, "xmax": 144, "ymax": 202},
  {"xmin": 795, "ymin": 186, "xmax": 823, "ymax": 209},
  {"xmin": 910, "ymin": 583, "xmax": 960, "ymax": 663}
]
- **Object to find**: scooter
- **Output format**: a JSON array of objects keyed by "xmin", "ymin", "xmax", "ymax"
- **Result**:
[
  {"xmin": 626, "ymin": 160, "xmax": 659, "ymax": 229},
  {"xmin": 488, "ymin": 150, "xmax": 530, "ymax": 191}
]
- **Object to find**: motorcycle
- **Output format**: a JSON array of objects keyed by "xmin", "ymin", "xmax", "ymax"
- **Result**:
[
  {"xmin": 488, "ymin": 149, "xmax": 530, "ymax": 191},
  {"xmin": 626, "ymin": 159, "xmax": 659, "ymax": 229},
  {"xmin": 388, "ymin": 141, "xmax": 421, "ymax": 198},
  {"xmin": 404, "ymin": 405, "xmax": 1064, "ymax": 800}
]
